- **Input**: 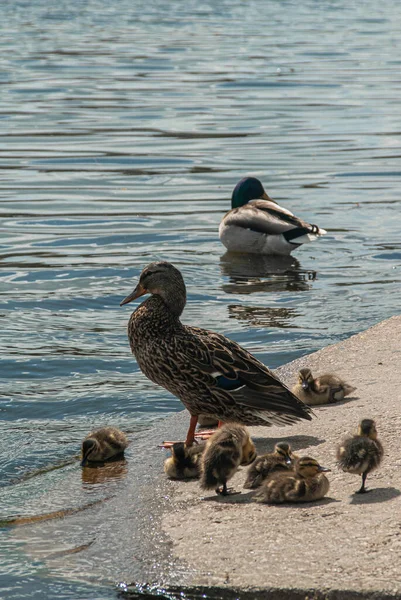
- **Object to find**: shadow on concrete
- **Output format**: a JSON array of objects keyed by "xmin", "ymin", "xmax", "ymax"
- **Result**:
[
  {"xmin": 252, "ymin": 434, "xmax": 325, "ymax": 454},
  {"xmin": 350, "ymin": 487, "xmax": 401, "ymax": 505},
  {"xmin": 122, "ymin": 583, "xmax": 401, "ymax": 599},
  {"xmin": 201, "ymin": 492, "xmax": 339, "ymax": 508},
  {"xmin": 201, "ymin": 490, "xmax": 255, "ymax": 504}
]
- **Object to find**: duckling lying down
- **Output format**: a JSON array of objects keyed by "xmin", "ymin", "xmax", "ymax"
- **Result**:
[
  {"xmin": 164, "ymin": 442, "xmax": 205, "ymax": 480},
  {"xmin": 200, "ymin": 424, "xmax": 256, "ymax": 495},
  {"xmin": 244, "ymin": 442, "xmax": 295, "ymax": 489},
  {"xmin": 81, "ymin": 427, "xmax": 128, "ymax": 466},
  {"xmin": 337, "ymin": 418, "xmax": 383, "ymax": 494},
  {"xmin": 292, "ymin": 368, "xmax": 356, "ymax": 405},
  {"xmin": 255, "ymin": 457, "xmax": 330, "ymax": 504}
]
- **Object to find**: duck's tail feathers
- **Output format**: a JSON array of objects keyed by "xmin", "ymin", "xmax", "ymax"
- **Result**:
[
  {"xmin": 232, "ymin": 382, "xmax": 314, "ymax": 425},
  {"xmin": 284, "ymin": 225, "xmax": 327, "ymax": 245},
  {"xmin": 343, "ymin": 384, "xmax": 357, "ymax": 396}
]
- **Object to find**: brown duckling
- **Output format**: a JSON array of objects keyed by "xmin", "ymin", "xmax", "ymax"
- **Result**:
[
  {"xmin": 200, "ymin": 424, "xmax": 256, "ymax": 495},
  {"xmin": 81, "ymin": 427, "xmax": 128, "ymax": 466},
  {"xmin": 337, "ymin": 418, "xmax": 383, "ymax": 494},
  {"xmin": 254, "ymin": 456, "xmax": 331, "ymax": 504},
  {"xmin": 164, "ymin": 442, "xmax": 205, "ymax": 479},
  {"xmin": 243, "ymin": 442, "xmax": 295, "ymax": 489},
  {"xmin": 292, "ymin": 367, "xmax": 356, "ymax": 405}
]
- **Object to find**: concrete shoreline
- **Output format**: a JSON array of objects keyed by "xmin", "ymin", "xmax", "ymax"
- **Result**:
[
  {"xmin": 159, "ymin": 315, "xmax": 401, "ymax": 597},
  {"xmin": 14, "ymin": 316, "xmax": 401, "ymax": 599}
]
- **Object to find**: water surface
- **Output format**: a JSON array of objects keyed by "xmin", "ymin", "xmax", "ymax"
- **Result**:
[{"xmin": 1, "ymin": 0, "xmax": 401, "ymax": 598}]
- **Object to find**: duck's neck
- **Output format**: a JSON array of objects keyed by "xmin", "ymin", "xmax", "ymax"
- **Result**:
[{"xmin": 153, "ymin": 286, "xmax": 186, "ymax": 318}]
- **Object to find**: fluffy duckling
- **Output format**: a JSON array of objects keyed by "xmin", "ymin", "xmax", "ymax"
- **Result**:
[
  {"xmin": 219, "ymin": 177, "xmax": 327, "ymax": 256},
  {"xmin": 292, "ymin": 368, "xmax": 356, "ymax": 405},
  {"xmin": 164, "ymin": 442, "xmax": 205, "ymax": 480},
  {"xmin": 243, "ymin": 442, "xmax": 295, "ymax": 489},
  {"xmin": 81, "ymin": 427, "xmax": 128, "ymax": 466},
  {"xmin": 200, "ymin": 424, "xmax": 256, "ymax": 495},
  {"xmin": 337, "ymin": 419, "xmax": 383, "ymax": 494},
  {"xmin": 254, "ymin": 456, "xmax": 331, "ymax": 504}
]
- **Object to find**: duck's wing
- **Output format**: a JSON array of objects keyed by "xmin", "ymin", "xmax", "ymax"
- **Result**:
[
  {"xmin": 183, "ymin": 326, "xmax": 313, "ymax": 424},
  {"xmin": 223, "ymin": 200, "xmax": 326, "ymax": 243}
]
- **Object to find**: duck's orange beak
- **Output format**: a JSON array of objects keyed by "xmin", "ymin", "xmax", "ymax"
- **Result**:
[{"xmin": 120, "ymin": 283, "xmax": 147, "ymax": 306}]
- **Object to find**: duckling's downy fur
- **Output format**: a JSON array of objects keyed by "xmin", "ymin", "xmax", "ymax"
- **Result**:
[
  {"xmin": 244, "ymin": 441, "xmax": 295, "ymax": 489},
  {"xmin": 164, "ymin": 442, "xmax": 205, "ymax": 479},
  {"xmin": 200, "ymin": 424, "xmax": 256, "ymax": 495},
  {"xmin": 254, "ymin": 456, "xmax": 330, "ymax": 504},
  {"xmin": 81, "ymin": 427, "xmax": 128, "ymax": 466},
  {"xmin": 292, "ymin": 367, "xmax": 356, "ymax": 405},
  {"xmin": 337, "ymin": 418, "xmax": 383, "ymax": 493}
]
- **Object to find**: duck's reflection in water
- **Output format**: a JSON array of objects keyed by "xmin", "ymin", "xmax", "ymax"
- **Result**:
[
  {"xmin": 227, "ymin": 304, "xmax": 299, "ymax": 329},
  {"xmin": 81, "ymin": 459, "xmax": 128, "ymax": 485},
  {"xmin": 220, "ymin": 252, "xmax": 316, "ymax": 295}
]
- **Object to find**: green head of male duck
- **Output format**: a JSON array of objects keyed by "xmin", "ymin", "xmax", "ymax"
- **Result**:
[{"xmin": 231, "ymin": 177, "xmax": 274, "ymax": 209}]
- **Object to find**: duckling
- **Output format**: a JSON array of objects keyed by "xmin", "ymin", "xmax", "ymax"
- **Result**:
[
  {"xmin": 337, "ymin": 418, "xmax": 383, "ymax": 494},
  {"xmin": 254, "ymin": 456, "xmax": 331, "ymax": 503},
  {"xmin": 164, "ymin": 442, "xmax": 205, "ymax": 479},
  {"xmin": 200, "ymin": 424, "xmax": 256, "ymax": 495},
  {"xmin": 81, "ymin": 427, "xmax": 128, "ymax": 466},
  {"xmin": 243, "ymin": 442, "xmax": 295, "ymax": 489},
  {"xmin": 292, "ymin": 368, "xmax": 356, "ymax": 405}
]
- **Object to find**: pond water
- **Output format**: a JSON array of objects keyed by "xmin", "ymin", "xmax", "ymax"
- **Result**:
[{"xmin": 1, "ymin": 0, "xmax": 401, "ymax": 598}]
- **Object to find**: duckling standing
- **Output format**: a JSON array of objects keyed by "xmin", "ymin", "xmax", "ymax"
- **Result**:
[
  {"xmin": 164, "ymin": 442, "xmax": 205, "ymax": 480},
  {"xmin": 243, "ymin": 442, "xmax": 295, "ymax": 489},
  {"xmin": 254, "ymin": 456, "xmax": 331, "ymax": 504},
  {"xmin": 81, "ymin": 427, "xmax": 128, "ymax": 466},
  {"xmin": 120, "ymin": 261, "xmax": 313, "ymax": 447},
  {"xmin": 219, "ymin": 177, "xmax": 326, "ymax": 256},
  {"xmin": 200, "ymin": 424, "xmax": 256, "ymax": 495},
  {"xmin": 292, "ymin": 368, "xmax": 356, "ymax": 405},
  {"xmin": 337, "ymin": 419, "xmax": 383, "ymax": 494}
]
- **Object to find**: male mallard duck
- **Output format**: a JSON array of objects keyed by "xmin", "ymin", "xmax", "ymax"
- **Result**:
[
  {"xmin": 337, "ymin": 419, "xmax": 383, "ymax": 494},
  {"xmin": 292, "ymin": 368, "xmax": 356, "ymax": 405},
  {"xmin": 254, "ymin": 456, "xmax": 331, "ymax": 503},
  {"xmin": 200, "ymin": 424, "xmax": 256, "ymax": 495},
  {"xmin": 81, "ymin": 427, "xmax": 128, "ymax": 466},
  {"xmin": 164, "ymin": 442, "xmax": 205, "ymax": 480},
  {"xmin": 243, "ymin": 441, "xmax": 295, "ymax": 489},
  {"xmin": 120, "ymin": 262, "xmax": 313, "ymax": 446},
  {"xmin": 219, "ymin": 177, "xmax": 327, "ymax": 255}
]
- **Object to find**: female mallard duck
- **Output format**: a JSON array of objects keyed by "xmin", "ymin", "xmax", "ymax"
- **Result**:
[
  {"xmin": 164, "ymin": 442, "xmax": 205, "ymax": 480},
  {"xmin": 337, "ymin": 419, "xmax": 383, "ymax": 494},
  {"xmin": 120, "ymin": 261, "xmax": 313, "ymax": 446},
  {"xmin": 219, "ymin": 177, "xmax": 327, "ymax": 255},
  {"xmin": 254, "ymin": 456, "xmax": 331, "ymax": 504},
  {"xmin": 292, "ymin": 368, "xmax": 356, "ymax": 405},
  {"xmin": 200, "ymin": 424, "xmax": 256, "ymax": 495},
  {"xmin": 81, "ymin": 427, "xmax": 128, "ymax": 466},
  {"xmin": 243, "ymin": 441, "xmax": 295, "ymax": 489}
]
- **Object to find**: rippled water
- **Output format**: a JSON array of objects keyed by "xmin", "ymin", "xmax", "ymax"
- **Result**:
[{"xmin": 1, "ymin": 0, "xmax": 401, "ymax": 597}]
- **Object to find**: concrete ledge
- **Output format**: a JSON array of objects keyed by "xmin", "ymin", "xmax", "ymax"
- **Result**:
[{"xmin": 161, "ymin": 316, "xmax": 401, "ymax": 596}]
